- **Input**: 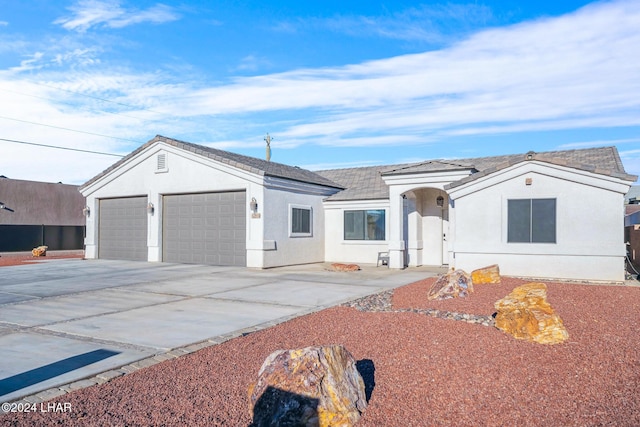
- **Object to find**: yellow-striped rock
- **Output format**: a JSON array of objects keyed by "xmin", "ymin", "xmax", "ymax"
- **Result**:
[
  {"xmin": 249, "ymin": 345, "xmax": 367, "ymax": 427},
  {"xmin": 31, "ymin": 246, "xmax": 48, "ymax": 257},
  {"xmin": 471, "ymin": 264, "xmax": 501, "ymax": 284},
  {"xmin": 494, "ymin": 283, "xmax": 569, "ymax": 345}
]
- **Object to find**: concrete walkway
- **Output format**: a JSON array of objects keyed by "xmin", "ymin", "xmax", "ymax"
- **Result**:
[{"xmin": 0, "ymin": 259, "xmax": 440, "ymax": 404}]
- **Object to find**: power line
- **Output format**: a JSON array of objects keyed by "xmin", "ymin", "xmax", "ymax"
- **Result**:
[
  {"xmin": 0, "ymin": 137, "xmax": 125, "ymax": 157},
  {"xmin": 0, "ymin": 115, "xmax": 143, "ymax": 144},
  {"xmin": 0, "ymin": 80, "xmax": 174, "ymax": 146},
  {"xmin": 27, "ymin": 80, "xmax": 168, "ymax": 117},
  {"xmin": 0, "ymin": 87, "xmax": 152, "ymax": 122}
]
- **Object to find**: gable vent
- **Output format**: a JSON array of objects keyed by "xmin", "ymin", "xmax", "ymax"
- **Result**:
[{"xmin": 157, "ymin": 153, "xmax": 167, "ymax": 171}]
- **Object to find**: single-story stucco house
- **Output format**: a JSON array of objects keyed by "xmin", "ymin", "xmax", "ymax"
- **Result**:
[{"xmin": 79, "ymin": 135, "xmax": 637, "ymax": 282}]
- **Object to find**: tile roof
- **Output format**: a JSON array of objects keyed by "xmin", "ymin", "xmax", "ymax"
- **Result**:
[
  {"xmin": 444, "ymin": 147, "xmax": 636, "ymax": 190},
  {"xmin": 315, "ymin": 164, "xmax": 405, "ymax": 202},
  {"xmin": 380, "ymin": 160, "xmax": 475, "ymax": 175},
  {"xmin": 80, "ymin": 137, "xmax": 636, "ymax": 201},
  {"xmin": 0, "ymin": 178, "xmax": 85, "ymax": 226},
  {"xmin": 317, "ymin": 146, "xmax": 637, "ymax": 201},
  {"xmin": 80, "ymin": 135, "xmax": 343, "ymax": 190}
]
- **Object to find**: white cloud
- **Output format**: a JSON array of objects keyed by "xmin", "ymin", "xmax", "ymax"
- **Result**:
[
  {"xmin": 0, "ymin": 21, "xmax": 8, "ymax": 27},
  {"xmin": 54, "ymin": 0, "xmax": 179, "ymax": 32},
  {"xmin": 2, "ymin": 0, "xmax": 640, "ymax": 183},
  {"xmin": 53, "ymin": 48, "xmax": 100, "ymax": 66},
  {"xmin": 557, "ymin": 139, "xmax": 640, "ymax": 150},
  {"xmin": 298, "ymin": 160, "xmax": 383, "ymax": 171},
  {"xmin": 619, "ymin": 149, "xmax": 640, "ymax": 178},
  {"xmin": 234, "ymin": 55, "xmax": 271, "ymax": 73},
  {"xmin": 9, "ymin": 52, "xmax": 45, "ymax": 72},
  {"xmin": 151, "ymin": 0, "xmax": 639, "ymax": 144},
  {"xmin": 280, "ymin": 3, "xmax": 494, "ymax": 43}
]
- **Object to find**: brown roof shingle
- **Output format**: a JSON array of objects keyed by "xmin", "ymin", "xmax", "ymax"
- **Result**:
[
  {"xmin": 317, "ymin": 146, "xmax": 637, "ymax": 201},
  {"xmin": 80, "ymin": 135, "xmax": 343, "ymax": 191}
]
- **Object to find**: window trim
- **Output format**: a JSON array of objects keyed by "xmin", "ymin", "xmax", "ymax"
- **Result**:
[
  {"xmin": 289, "ymin": 204, "xmax": 312, "ymax": 237},
  {"xmin": 343, "ymin": 209, "xmax": 386, "ymax": 241},
  {"xmin": 507, "ymin": 198, "xmax": 557, "ymax": 244}
]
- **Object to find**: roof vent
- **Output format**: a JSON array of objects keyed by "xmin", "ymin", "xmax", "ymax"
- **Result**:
[
  {"xmin": 526, "ymin": 151, "xmax": 535, "ymax": 160},
  {"xmin": 156, "ymin": 153, "xmax": 168, "ymax": 173}
]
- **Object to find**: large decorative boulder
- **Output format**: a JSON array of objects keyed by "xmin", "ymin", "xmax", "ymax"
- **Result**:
[
  {"xmin": 32, "ymin": 246, "xmax": 48, "ymax": 257},
  {"xmin": 471, "ymin": 264, "xmax": 501, "ymax": 284},
  {"xmin": 330, "ymin": 263, "xmax": 361, "ymax": 272},
  {"xmin": 248, "ymin": 345, "xmax": 367, "ymax": 427},
  {"xmin": 494, "ymin": 282, "xmax": 569, "ymax": 345},
  {"xmin": 427, "ymin": 269, "xmax": 473, "ymax": 300}
]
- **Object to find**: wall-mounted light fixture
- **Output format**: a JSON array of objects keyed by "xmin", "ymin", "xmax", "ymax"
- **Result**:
[
  {"xmin": 82, "ymin": 206, "xmax": 90, "ymax": 217},
  {"xmin": 250, "ymin": 197, "xmax": 258, "ymax": 213},
  {"xmin": 436, "ymin": 195, "xmax": 445, "ymax": 207},
  {"xmin": 0, "ymin": 202, "xmax": 15, "ymax": 212},
  {"xmin": 147, "ymin": 202, "xmax": 154, "ymax": 215}
]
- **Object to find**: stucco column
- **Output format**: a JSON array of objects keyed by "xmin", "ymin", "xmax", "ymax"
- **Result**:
[
  {"xmin": 246, "ymin": 184, "xmax": 266, "ymax": 268},
  {"xmin": 83, "ymin": 197, "xmax": 98, "ymax": 259},
  {"xmin": 405, "ymin": 193, "xmax": 422, "ymax": 266},
  {"xmin": 446, "ymin": 197, "xmax": 455, "ymax": 268},
  {"xmin": 147, "ymin": 192, "xmax": 161, "ymax": 262},
  {"xmin": 388, "ymin": 188, "xmax": 406, "ymax": 269}
]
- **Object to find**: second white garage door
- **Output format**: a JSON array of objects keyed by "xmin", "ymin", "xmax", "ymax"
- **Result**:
[{"xmin": 162, "ymin": 191, "xmax": 246, "ymax": 266}]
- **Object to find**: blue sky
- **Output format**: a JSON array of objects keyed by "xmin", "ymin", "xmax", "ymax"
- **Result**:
[{"xmin": 0, "ymin": 0, "xmax": 639, "ymax": 184}]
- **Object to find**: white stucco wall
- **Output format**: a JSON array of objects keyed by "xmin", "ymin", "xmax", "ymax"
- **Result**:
[
  {"xmin": 324, "ymin": 200, "xmax": 390, "ymax": 265},
  {"xmin": 80, "ymin": 141, "xmax": 336, "ymax": 268},
  {"xmin": 448, "ymin": 161, "xmax": 633, "ymax": 282},
  {"xmin": 382, "ymin": 170, "xmax": 471, "ymax": 269},
  {"xmin": 259, "ymin": 177, "xmax": 336, "ymax": 268},
  {"xmin": 81, "ymin": 143, "xmax": 263, "ymax": 264}
]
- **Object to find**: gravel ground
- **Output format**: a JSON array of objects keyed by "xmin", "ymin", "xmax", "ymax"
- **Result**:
[
  {"xmin": 2, "ymin": 277, "xmax": 639, "ymax": 426},
  {"xmin": 0, "ymin": 252, "xmax": 83, "ymax": 267}
]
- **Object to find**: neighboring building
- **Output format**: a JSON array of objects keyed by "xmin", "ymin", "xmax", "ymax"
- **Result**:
[
  {"xmin": 625, "ymin": 185, "xmax": 640, "ymax": 205},
  {"xmin": 0, "ymin": 177, "xmax": 86, "ymax": 252},
  {"xmin": 624, "ymin": 185, "xmax": 640, "ymax": 273},
  {"xmin": 625, "ymin": 212, "xmax": 640, "ymax": 273},
  {"xmin": 79, "ymin": 135, "xmax": 637, "ymax": 282}
]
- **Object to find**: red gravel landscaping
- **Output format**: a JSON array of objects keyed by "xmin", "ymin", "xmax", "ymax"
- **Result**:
[
  {"xmin": 1, "ymin": 277, "xmax": 639, "ymax": 426},
  {"xmin": 0, "ymin": 252, "xmax": 84, "ymax": 267}
]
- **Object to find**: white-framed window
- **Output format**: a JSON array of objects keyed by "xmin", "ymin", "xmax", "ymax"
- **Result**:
[
  {"xmin": 344, "ymin": 209, "xmax": 386, "ymax": 240},
  {"xmin": 507, "ymin": 198, "xmax": 556, "ymax": 243},
  {"xmin": 289, "ymin": 204, "xmax": 312, "ymax": 237}
]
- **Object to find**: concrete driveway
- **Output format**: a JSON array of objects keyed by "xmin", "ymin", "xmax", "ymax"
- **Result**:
[{"xmin": 0, "ymin": 259, "xmax": 438, "ymax": 404}]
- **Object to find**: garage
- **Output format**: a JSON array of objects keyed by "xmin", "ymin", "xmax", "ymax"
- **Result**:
[
  {"xmin": 162, "ymin": 191, "xmax": 246, "ymax": 266},
  {"xmin": 98, "ymin": 197, "xmax": 148, "ymax": 261}
]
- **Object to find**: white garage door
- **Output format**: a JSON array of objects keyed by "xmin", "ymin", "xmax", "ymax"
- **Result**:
[
  {"xmin": 162, "ymin": 191, "xmax": 246, "ymax": 266},
  {"xmin": 98, "ymin": 197, "xmax": 148, "ymax": 261}
]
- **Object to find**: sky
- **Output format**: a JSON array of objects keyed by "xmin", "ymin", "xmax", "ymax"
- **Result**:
[{"xmin": 0, "ymin": 0, "xmax": 639, "ymax": 185}]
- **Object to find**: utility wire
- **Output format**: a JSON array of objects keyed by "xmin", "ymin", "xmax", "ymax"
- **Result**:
[
  {"xmin": 0, "ymin": 115, "xmax": 143, "ymax": 144},
  {"xmin": 27, "ymin": 80, "xmax": 168, "ymax": 117},
  {"xmin": 0, "ymin": 137, "xmax": 124, "ymax": 157},
  {"xmin": 0, "ymin": 87, "xmax": 152, "ymax": 122}
]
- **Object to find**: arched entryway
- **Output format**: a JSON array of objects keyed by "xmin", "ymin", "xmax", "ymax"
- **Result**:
[{"xmin": 403, "ymin": 188, "xmax": 450, "ymax": 267}]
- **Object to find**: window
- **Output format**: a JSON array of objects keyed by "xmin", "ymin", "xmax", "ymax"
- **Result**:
[
  {"xmin": 290, "ymin": 205, "xmax": 311, "ymax": 237},
  {"xmin": 344, "ymin": 210, "xmax": 386, "ymax": 240},
  {"xmin": 508, "ymin": 199, "xmax": 556, "ymax": 243}
]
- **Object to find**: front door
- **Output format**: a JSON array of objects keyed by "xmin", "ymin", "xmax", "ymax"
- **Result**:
[{"xmin": 441, "ymin": 202, "xmax": 449, "ymax": 265}]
